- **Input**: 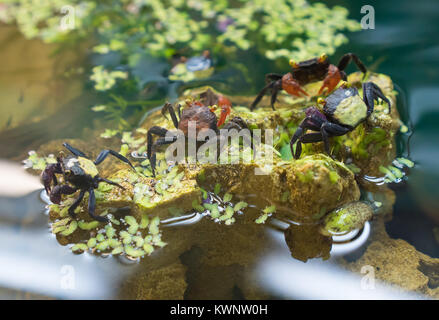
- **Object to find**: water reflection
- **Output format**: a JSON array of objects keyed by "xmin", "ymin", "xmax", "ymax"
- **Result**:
[
  {"xmin": 0, "ymin": 185, "xmax": 138, "ymax": 299},
  {"xmin": 256, "ymin": 228, "xmax": 424, "ymax": 299}
]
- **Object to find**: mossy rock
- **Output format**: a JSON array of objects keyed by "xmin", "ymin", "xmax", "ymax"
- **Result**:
[
  {"xmin": 322, "ymin": 201, "xmax": 373, "ymax": 235},
  {"xmin": 187, "ymin": 154, "xmax": 360, "ymax": 222}
]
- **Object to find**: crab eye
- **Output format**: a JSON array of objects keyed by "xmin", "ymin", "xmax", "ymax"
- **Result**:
[
  {"xmin": 317, "ymin": 97, "xmax": 326, "ymax": 105},
  {"xmin": 319, "ymin": 53, "xmax": 328, "ymax": 62},
  {"xmin": 289, "ymin": 59, "xmax": 298, "ymax": 68},
  {"xmin": 339, "ymin": 81, "xmax": 350, "ymax": 88}
]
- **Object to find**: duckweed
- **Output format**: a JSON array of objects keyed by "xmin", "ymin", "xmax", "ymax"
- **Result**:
[
  {"xmin": 96, "ymin": 240, "xmax": 110, "ymax": 251},
  {"xmin": 397, "ymin": 157, "xmax": 414, "ymax": 168},
  {"xmin": 219, "ymin": 206, "xmax": 235, "ymax": 221},
  {"xmin": 143, "ymin": 243, "xmax": 155, "ymax": 255},
  {"xmin": 149, "ymin": 217, "xmax": 160, "ymax": 235},
  {"xmin": 132, "ymin": 236, "xmax": 145, "ymax": 247},
  {"xmin": 223, "ymin": 193, "xmax": 233, "ymax": 203},
  {"xmin": 234, "ymin": 201, "xmax": 248, "ymax": 212},
  {"xmin": 255, "ymin": 213, "xmax": 269, "ymax": 224},
  {"xmin": 125, "ymin": 246, "xmax": 145, "ymax": 258},
  {"xmin": 111, "ymin": 247, "xmax": 124, "ymax": 255},
  {"xmin": 60, "ymin": 221, "xmax": 78, "ymax": 236},
  {"xmin": 263, "ymin": 205, "xmax": 276, "ymax": 214},
  {"xmin": 71, "ymin": 243, "xmax": 88, "ymax": 252},
  {"xmin": 379, "ymin": 165, "xmax": 398, "ymax": 182},
  {"xmin": 214, "ymin": 183, "xmax": 221, "ymax": 195},
  {"xmin": 109, "ymin": 239, "xmax": 122, "ymax": 248},
  {"xmin": 152, "ymin": 235, "xmax": 167, "ymax": 247},
  {"xmin": 140, "ymin": 214, "xmax": 149, "ymax": 229},
  {"xmin": 125, "ymin": 215, "xmax": 139, "ymax": 234},
  {"xmin": 203, "ymin": 203, "xmax": 220, "ymax": 218},
  {"xmin": 52, "ymin": 218, "xmax": 70, "ymax": 228},
  {"xmin": 78, "ymin": 220, "xmax": 100, "ymax": 230},
  {"xmin": 192, "ymin": 199, "xmax": 205, "ymax": 212},
  {"xmin": 105, "ymin": 226, "xmax": 116, "ymax": 238},
  {"xmin": 52, "ymin": 225, "xmax": 67, "ymax": 234},
  {"xmin": 87, "ymin": 238, "xmax": 97, "ymax": 248}
]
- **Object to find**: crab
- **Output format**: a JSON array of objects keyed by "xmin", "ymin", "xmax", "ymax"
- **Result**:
[
  {"xmin": 147, "ymin": 94, "xmax": 248, "ymax": 176},
  {"xmin": 250, "ymin": 53, "xmax": 367, "ymax": 110},
  {"xmin": 42, "ymin": 142, "xmax": 135, "ymax": 222},
  {"xmin": 289, "ymin": 81, "xmax": 391, "ymax": 159}
]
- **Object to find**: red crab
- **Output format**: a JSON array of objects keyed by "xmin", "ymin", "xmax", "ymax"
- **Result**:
[{"xmin": 250, "ymin": 53, "xmax": 367, "ymax": 110}]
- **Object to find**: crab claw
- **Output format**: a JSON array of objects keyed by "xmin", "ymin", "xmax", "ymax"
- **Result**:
[
  {"xmin": 215, "ymin": 95, "xmax": 232, "ymax": 127},
  {"xmin": 318, "ymin": 65, "xmax": 342, "ymax": 95},
  {"xmin": 282, "ymin": 73, "xmax": 309, "ymax": 97},
  {"xmin": 49, "ymin": 184, "xmax": 76, "ymax": 204},
  {"xmin": 41, "ymin": 163, "xmax": 59, "ymax": 194}
]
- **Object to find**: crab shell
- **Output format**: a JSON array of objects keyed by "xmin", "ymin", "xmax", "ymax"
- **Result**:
[
  {"xmin": 291, "ymin": 56, "xmax": 330, "ymax": 85},
  {"xmin": 178, "ymin": 104, "xmax": 218, "ymax": 136},
  {"xmin": 63, "ymin": 156, "xmax": 99, "ymax": 177},
  {"xmin": 323, "ymin": 86, "xmax": 368, "ymax": 128}
]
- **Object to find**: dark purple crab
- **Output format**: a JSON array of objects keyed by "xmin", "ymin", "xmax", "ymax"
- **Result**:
[
  {"xmin": 290, "ymin": 81, "xmax": 391, "ymax": 159},
  {"xmin": 250, "ymin": 53, "xmax": 367, "ymax": 110},
  {"xmin": 42, "ymin": 143, "xmax": 135, "ymax": 222}
]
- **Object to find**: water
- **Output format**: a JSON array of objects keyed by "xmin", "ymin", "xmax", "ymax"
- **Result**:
[{"xmin": 1, "ymin": 0, "xmax": 439, "ymax": 299}]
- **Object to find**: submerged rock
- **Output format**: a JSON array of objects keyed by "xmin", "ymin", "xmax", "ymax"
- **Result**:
[{"xmin": 285, "ymin": 224, "xmax": 332, "ymax": 262}]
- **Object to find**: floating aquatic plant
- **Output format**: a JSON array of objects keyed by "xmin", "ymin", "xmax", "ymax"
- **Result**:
[
  {"xmin": 378, "ymin": 157, "xmax": 414, "ymax": 184},
  {"xmin": 90, "ymin": 66, "xmax": 128, "ymax": 91},
  {"xmin": 255, "ymin": 205, "xmax": 276, "ymax": 224},
  {"xmin": 190, "ymin": 183, "xmax": 249, "ymax": 225},
  {"xmin": 1, "ymin": 0, "xmax": 359, "ymax": 61},
  {"xmin": 52, "ymin": 212, "xmax": 167, "ymax": 260},
  {"xmin": 2, "ymin": 0, "xmax": 360, "ymax": 126},
  {"xmin": 22, "ymin": 151, "xmax": 57, "ymax": 171}
]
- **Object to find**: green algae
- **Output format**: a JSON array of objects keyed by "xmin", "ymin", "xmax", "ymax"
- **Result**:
[{"xmin": 322, "ymin": 201, "xmax": 373, "ymax": 235}]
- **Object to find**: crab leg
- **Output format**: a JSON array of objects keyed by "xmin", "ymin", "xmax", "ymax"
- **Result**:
[
  {"xmin": 161, "ymin": 103, "xmax": 180, "ymax": 129},
  {"xmin": 96, "ymin": 177, "xmax": 125, "ymax": 190},
  {"xmin": 87, "ymin": 188, "xmax": 108, "ymax": 222},
  {"xmin": 67, "ymin": 189, "xmax": 85, "ymax": 219},
  {"xmin": 94, "ymin": 149, "xmax": 135, "ymax": 170},
  {"xmin": 63, "ymin": 142, "xmax": 87, "ymax": 157},
  {"xmin": 337, "ymin": 53, "xmax": 367, "ymax": 75},
  {"xmin": 362, "ymin": 82, "xmax": 391, "ymax": 115},
  {"xmin": 147, "ymin": 126, "xmax": 177, "ymax": 176},
  {"xmin": 295, "ymin": 132, "xmax": 324, "ymax": 159}
]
